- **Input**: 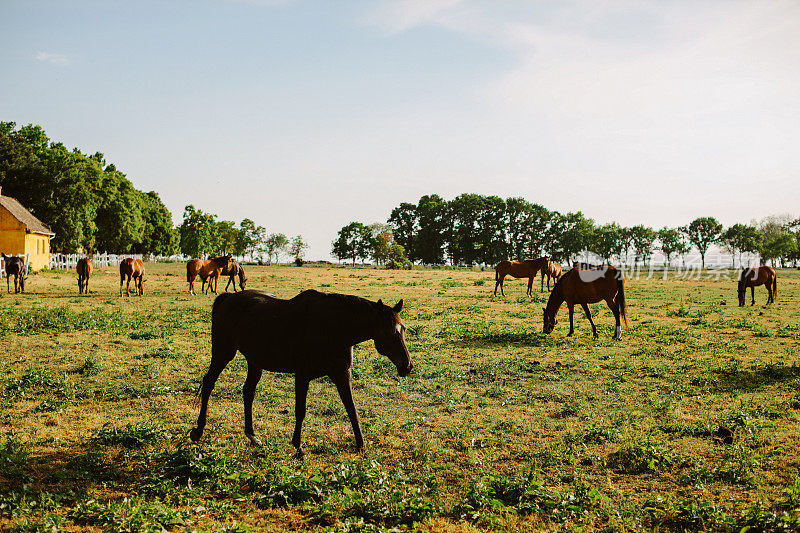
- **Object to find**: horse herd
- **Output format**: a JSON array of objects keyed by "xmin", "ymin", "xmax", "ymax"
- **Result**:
[
  {"xmin": 66, "ymin": 254, "xmax": 247, "ymax": 297},
  {"xmin": 0, "ymin": 252, "xmax": 781, "ymax": 455}
]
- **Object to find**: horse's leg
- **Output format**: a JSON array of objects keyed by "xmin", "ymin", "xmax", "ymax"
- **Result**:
[
  {"xmin": 243, "ymin": 364, "xmax": 264, "ymax": 446},
  {"xmin": 493, "ymin": 275, "xmax": 500, "ymax": 297},
  {"xmin": 500, "ymin": 275, "xmax": 505, "ymax": 297},
  {"xmin": 119, "ymin": 274, "xmax": 124, "ymax": 297},
  {"xmin": 332, "ymin": 369, "xmax": 364, "ymax": 451},
  {"xmin": 581, "ymin": 303, "xmax": 597, "ymax": 339},
  {"xmin": 527, "ymin": 276, "xmax": 533, "ymax": 297},
  {"xmin": 608, "ymin": 299, "xmax": 622, "ymax": 340},
  {"xmin": 190, "ymin": 340, "xmax": 237, "ymax": 442},
  {"xmin": 292, "ymin": 374, "xmax": 310, "ymax": 458},
  {"xmin": 567, "ymin": 304, "xmax": 575, "ymax": 336},
  {"xmin": 225, "ymin": 276, "xmax": 233, "ymax": 292},
  {"xmin": 751, "ymin": 286, "xmax": 755, "ymax": 306},
  {"xmin": 7, "ymin": 274, "xmax": 10, "ymax": 293}
]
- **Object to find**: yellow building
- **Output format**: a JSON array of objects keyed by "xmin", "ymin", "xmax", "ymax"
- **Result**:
[{"xmin": 0, "ymin": 189, "xmax": 55, "ymax": 272}]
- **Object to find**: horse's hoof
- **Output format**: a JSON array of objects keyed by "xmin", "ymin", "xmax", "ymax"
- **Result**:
[
  {"xmin": 246, "ymin": 434, "xmax": 263, "ymax": 447},
  {"xmin": 293, "ymin": 447, "xmax": 305, "ymax": 459},
  {"xmin": 189, "ymin": 428, "xmax": 202, "ymax": 441}
]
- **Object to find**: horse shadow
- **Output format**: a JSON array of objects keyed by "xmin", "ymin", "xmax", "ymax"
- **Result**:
[{"xmin": 709, "ymin": 363, "xmax": 800, "ymax": 393}]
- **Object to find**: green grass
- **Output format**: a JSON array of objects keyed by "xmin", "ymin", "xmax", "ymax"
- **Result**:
[{"xmin": 0, "ymin": 263, "xmax": 799, "ymax": 531}]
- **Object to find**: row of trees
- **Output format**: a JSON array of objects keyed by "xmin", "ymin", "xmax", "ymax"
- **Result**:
[
  {"xmin": 0, "ymin": 122, "xmax": 309, "ymax": 263},
  {"xmin": 335, "ymin": 194, "xmax": 799, "ymax": 268},
  {"xmin": 331, "ymin": 222, "xmax": 410, "ymax": 268},
  {"xmin": 178, "ymin": 205, "xmax": 309, "ymax": 264},
  {"xmin": 0, "ymin": 122, "xmax": 175, "ymax": 254}
]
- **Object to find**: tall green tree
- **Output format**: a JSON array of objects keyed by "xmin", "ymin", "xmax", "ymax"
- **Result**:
[
  {"xmin": 682, "ymin": 217, "xmax": 723, "ymax": 268},
  {"xmin": 505, "ymin": 197, "xmax": 531, "ymax": 261},
  {"xmin": 139, "ymin": 192, "xmax": 178, "ymax": 256},
  {"xmin": 0, "ymin": 122, "xmax": 177, "ymax": 254},
  {"xmin": 179, "ymin": 205, "xmax": 218, "ymax": 258},
  {"xmin": 446, "ymin": 194, "xmax": 484, "ymax": 265},
  {"xmin": 414, "ymin": 194, "xmax": 448, "ymax": 265},
  {"xmin": 523, "ymin": 203, "xmax": 552, "ymax": 259},
  {"xmin": 387, "ymin": 203, "xmax": 417, "ymax": 262},
  {"xmin": 332, "ymin": 222, "xmax": 372, "ymax": 265},
  {"xmin": 476, "ymin": 195, "xmax": 506, "ymax": 266},
  {"xmin": 369, "ymin": 223, "xmax": 393, "ymax": 266},
  {"xmin": 657, "ymin": 227, "xmax": 687, "ymax": 267},
  {"xmin": 263, "ymin": 233, "xmax": 289, "ymax": 263},
  {"xmin": 290, "ymin": 235, "xmax": 309, "ymax": 265},
  {"xmin": 591, "ymin": 223, "xmax": 624, "ymax": 264},
  {"xmin": 628, "ymin": 225, "xmax": 656, "ymax": 266},
  {"xmin": 720, "ymin": 223, "xmax": 762, "ymax": 268},
  {"xmin": 549, "ymin": 211, "xmax": 594, "ymax": 265}
]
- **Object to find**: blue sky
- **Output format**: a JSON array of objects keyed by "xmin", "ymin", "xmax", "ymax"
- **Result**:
[{"xmin": 2, "ymin": 0, "xmax": 799, "ymax": 259}]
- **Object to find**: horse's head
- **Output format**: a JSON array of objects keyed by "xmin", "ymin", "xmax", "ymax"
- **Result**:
[
  {"xmin": 239, "ymin": 273, "xmax": 248, "ymax": 290},
  {"xmin": 373, "ymin": 299, "xmax": 413, "ymax": 377},
  {"xmin": 542, "ymin": 307, "xmax": 557, "ymax": 334}
]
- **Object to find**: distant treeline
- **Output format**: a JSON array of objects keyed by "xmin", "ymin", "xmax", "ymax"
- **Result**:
[
  {"xmin": 334, "ymin": 194, "xmax": 800, "ymax": 268},
  {"xmin": 0, "ymin": 122, "xmax": 175, "ymax": 254},
  {"xmin": 0, "ymin": 122, "xmax": 306, "ymax": 261}
]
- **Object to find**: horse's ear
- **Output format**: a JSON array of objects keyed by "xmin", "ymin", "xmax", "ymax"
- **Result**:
[
  {"xmin": 377, "ymin": 299, "xmax": 383, "ymax": 307},
  {"xmin": 393, "ymin": 299, "xmax": 403, "ymax": 313},
  {"xmin": 542, "ymin": 307, "xmax": 546, "ymax": 313}
]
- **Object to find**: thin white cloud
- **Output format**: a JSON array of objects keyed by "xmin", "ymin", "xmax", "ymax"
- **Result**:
[{"xmin": 36, "ymin": 52, "xmax": 70, "ymax": 66}]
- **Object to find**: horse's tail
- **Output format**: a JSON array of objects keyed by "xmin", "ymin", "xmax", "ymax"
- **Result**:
[
  {"xmin": 772, "ymin": 273, "xmax": 778, "ymax": 301},
  {"xmin": 186, "ymin": 261, "xmax": 192, "ymax": 283},
  {"xmin": 617, "ymin": 275, "xmax": 629, "ymax": 328}
]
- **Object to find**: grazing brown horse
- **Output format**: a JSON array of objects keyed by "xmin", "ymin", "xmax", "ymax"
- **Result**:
[
  {"xmin": 77, "ymin": 257, "xmax": 92, "ymax": 294},
  {"xmin": 738, "ymin": 266, "xmax": 777, "ymax": 306},
  {"xmin": 221, "ymin": 260, "xmax": 247, "ymax": 292},
  {"xmin": 119, "ymin": 258, "xmax": 145, "ymax": 296},
  {"xmin": 541, "ymin": 261, "xmax": 563, "ymax": 292},
  {"xmin": 2, "ymin": 254, "xmax": 26, "ymax": 293},
  {"xmin": 186, "ymin": 255, "xmax": 233, "ymax": 295},
  {"xmin": 543, "ymin": 266, "xmax": 628, "ymax": 340},
  {"xmin": 494, "ymin": 257, "xmax": 550, "ymax": 296},
  {"xmin": 190, "ymin": 289, "xmax": 414, "ymax": 457}
]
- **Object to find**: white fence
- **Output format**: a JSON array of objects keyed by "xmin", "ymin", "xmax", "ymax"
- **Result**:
[
  {"xmin": 0, "ymin": 253, "xmax": 30, "ymax": 275},
  {"xmin": 49, "ymin": 252, "xmax": 144, "ymax": 270}
]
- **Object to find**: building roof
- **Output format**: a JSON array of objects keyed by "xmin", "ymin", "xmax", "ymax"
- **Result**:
[{"xmin": 0, "ymin": 195, "xmax": 55, "ymax": 236}]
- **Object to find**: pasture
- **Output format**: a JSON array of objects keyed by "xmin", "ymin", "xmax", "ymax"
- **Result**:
[{"xmin": 1, "ymin": 263, "xmax": 799, "ymax": 532}]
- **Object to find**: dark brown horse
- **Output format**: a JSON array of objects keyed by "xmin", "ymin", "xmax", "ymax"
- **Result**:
[
  {"xmin": 190, "ymin": 289, "xmax": 413, "ymax": 457},
  {"xmin": 221, "ymin": 260, "xmax": 247, "ymax": 292},
  {"xmin": 738, "ymin": 266, "xmax": 777, "ymax": 306},
  {"xmin": 119, "ymin": 258, "xmax": 145, "ymax": 296},
  {"xmin": 2, "ymin": 254, "xmax": 26, "ymax": 293},
  {"xmin": 543, "ymin": 266, "xmax": 628, "ymax": 340},
  {"xmin": 186, "ymin": 255, "xmax": 233, "ymax": 295},
  {"xmin": 494, "ymin": 257, "xmax": 550, "ymax": 296},
  {"xmin": 541, "ymin": 261, "xmax": 563, "ymax": 291},
  {"xmin": 77, "ymin": 257, "xmax": 92, "ymax": 294}
]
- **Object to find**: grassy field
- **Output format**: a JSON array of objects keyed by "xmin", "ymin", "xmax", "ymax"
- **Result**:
[{"xmin": 1, "ymin": 262, "xmax": 799, "ymax": 532}]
